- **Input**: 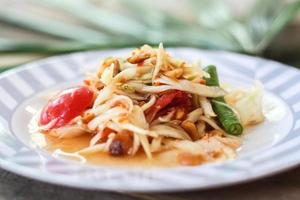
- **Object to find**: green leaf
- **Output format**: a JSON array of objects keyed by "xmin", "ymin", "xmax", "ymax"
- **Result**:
[
  {"xmin": 0, "ymin": 38, "xmax": 142, "ymax": 53},
  {"xmin": 0, "ymin": 7, "xmax": 109, "ymax": 43},
  {"xmin": 0, "ymin": 0, "xmax": 299, "ymax": 55},
  {"xmin": 190, "ymin": 0, "xmax": 234, "ymax": 28},
  {"xmin": 120, "ymin": 0, "xmax": 184, "ymax": 29},
  {"xmin": 247, "ymin": 0, "xmax": 300, "ymax": 53},
  {"xmin": 38, "ymin": 0, "xmax": 147, "ymax": 39},
  {"xmin": 0, "ymin": 66, "xmax": 13, "ymax": 73},
  {"xmin": 189, "ymin": 0, "xmax": 247, "ymax": 51},
  {"xmin": 189, "ymin": 0, "xmax": 300, "ymax": 54}
]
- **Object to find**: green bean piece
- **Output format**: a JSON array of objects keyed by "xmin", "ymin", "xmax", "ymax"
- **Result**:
[
  {"xmin": 211, "ymin": 100, "xmax": 244, "ymax": 135},
  {"xmin": 204, "ymin": 65, "xmax": 243, "ymax": 135}
]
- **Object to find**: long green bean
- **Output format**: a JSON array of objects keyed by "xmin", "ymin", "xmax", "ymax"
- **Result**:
[{"xmin": 204, "ymin": 65, "xmax": 243, "ymax": 135}]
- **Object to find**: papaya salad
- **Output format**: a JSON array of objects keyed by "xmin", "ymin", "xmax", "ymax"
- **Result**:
[{"xmin": 33, "ymin": 43, "xmax": 265, "ymax": 166}]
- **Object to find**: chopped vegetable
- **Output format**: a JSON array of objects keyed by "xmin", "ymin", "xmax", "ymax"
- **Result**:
[
  {"xmin": 210, "ymin": 100, "xmax": 243, "ymax": 135},
  {"xmin": 39, "ymin": 86, "xmax": 94, "ymax": 129},
  {"xmin": 145, "ymin": 90, "xmax": 191, "ymax": 122},
  {"xmin": 156, "ymin": 76, "xmax": 226, "ymax": 97},
  {"xmin": 34, "ymin": 44, "xmax": 265, "ymax": 167},
  {"xmin": 204, "ymin": 65, "xmax": 243, "ymax": 135},
  {"xmin": 226, "ymin": 81, "xmax": 265, "ymax": 126}
]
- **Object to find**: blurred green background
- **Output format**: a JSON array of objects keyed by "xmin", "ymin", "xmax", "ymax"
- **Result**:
[{"xmin": 0, "ymin": 0, "xmax": 300, "ymax": 72}]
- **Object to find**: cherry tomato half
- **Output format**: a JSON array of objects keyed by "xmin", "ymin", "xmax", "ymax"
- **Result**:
[{"xmin": 39, "ymin": 86, "xmax": 94, "ymax": 129}]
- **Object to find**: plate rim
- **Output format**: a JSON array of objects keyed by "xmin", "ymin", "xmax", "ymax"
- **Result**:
[{"xmin": 0, "ymin": 47, "xmax": 300, "ymax": 192}]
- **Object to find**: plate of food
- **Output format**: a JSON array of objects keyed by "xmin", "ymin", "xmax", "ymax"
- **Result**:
[{"xmin": 0, "ymin": 44, "xmax": 299, "ymax": 192}]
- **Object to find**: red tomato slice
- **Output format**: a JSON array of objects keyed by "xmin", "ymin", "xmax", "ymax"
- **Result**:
[
  {"xmin": 39, "ymin": 86, "xmax": 94, "ymax": 129},
  {"xmin": 145, "ymin": 90, "xmax": 191, "ymax": 122}
]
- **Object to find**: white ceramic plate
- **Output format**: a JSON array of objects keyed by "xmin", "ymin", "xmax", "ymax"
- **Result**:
[{"xmin": 0, "ymin": 48, "xmax": 299, "ymax": 192}]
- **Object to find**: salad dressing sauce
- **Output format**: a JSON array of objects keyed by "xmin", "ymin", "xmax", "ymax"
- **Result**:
[{"xmin": 32, "ymin": 133, "xmax": 180, "ymax": 167}]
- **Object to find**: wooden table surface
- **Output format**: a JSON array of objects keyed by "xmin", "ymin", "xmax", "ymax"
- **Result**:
[{"xmin": 1, "ymin": 165, "xmax": 299, "ymax": 200}]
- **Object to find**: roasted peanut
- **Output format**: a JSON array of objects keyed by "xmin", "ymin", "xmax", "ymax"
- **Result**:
[
  {"xmin": 127, "ymin": 52, "xmax": 151, "ymax": 64},
  {"xmin": 181, "ymin": 120, "xmax": 199, "ymax": 140},
  {"xmin": 208, "ymin": 129, "xmax": 223, "ymax": 137},
  {"xmin": 177, "ymin": 152, "xmax": 205, "ymax": 166},
  {"xmin": 102, "ymin": 57, "xmax": 116, "ymax": 68},
  {"xmin": 209, "ymin": 150, "xmax": 223, "ymax": 159},
  {"xmin": 175, "ymin": 108, "xmax": 186, "ymax": 120},
  {"xmin": 98, "ymin": 57, "xmax": 120, "ymax": 77},
  {"xmin": 164, "ymin": 68, "xmax": 184, "ymax": 79},
  {"xmin": 82, "ymin": 113, "xmax": 95, "ymax": 124}
]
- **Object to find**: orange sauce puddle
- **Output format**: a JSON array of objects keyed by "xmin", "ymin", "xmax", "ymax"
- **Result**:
[{"xmin": 33, "ymin": 133, "xmax": 181, "ymax": 168}]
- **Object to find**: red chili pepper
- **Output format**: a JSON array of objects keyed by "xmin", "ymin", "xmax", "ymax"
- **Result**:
[
  {"xmin": 145, "ymin": 90, "xmax": 191, "ymax": 122},
  {"xmin": 39, "ymin": 86, "xmax": 94, "ymax": 129}
]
